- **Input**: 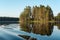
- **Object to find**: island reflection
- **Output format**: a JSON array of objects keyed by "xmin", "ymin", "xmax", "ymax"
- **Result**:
[{"xmin": 20, "ymin": 21, "xmax": 54, "ymax": 36}]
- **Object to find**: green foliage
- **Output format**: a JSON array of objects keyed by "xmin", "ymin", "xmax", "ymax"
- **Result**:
[{"xmin": 55, "ymin": 13, "xmax": 60, "ymax": 21}]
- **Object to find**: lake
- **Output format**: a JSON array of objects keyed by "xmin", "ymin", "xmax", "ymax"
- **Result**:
[{"xmin": 0, "ymin": 24, "xmax": 60, "ymax": 40}]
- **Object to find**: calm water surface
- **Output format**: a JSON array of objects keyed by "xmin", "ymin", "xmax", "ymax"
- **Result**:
[{"xmin": 0, "ymin": 24, "xmax": 60, "ymax": 40}]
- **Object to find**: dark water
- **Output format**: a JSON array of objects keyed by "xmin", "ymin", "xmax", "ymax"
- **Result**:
[{"xmin": 0, "ymin": 24, "xmax": 60, "ymax": 40}]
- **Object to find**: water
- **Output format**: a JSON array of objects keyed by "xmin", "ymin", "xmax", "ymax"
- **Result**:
[{"xmin": 0, "ymin": 24, "xmax": 60, "ymax": 40}]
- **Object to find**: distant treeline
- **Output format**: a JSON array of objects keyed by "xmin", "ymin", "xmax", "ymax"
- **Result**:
[
  {"xmin": 0, "ymin": 17, "xmax": 19, "ymax": 25},
  {"xmin": 54, "ymin": 13, "xmax": 60, "ymax": 22}
]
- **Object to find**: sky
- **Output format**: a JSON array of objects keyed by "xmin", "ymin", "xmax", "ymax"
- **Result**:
[{"xmin": 0, "ymin": 0, "xmax": 60, "ymax": 17}]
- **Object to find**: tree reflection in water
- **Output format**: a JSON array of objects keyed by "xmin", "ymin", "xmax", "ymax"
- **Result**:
[
  {"xmin": 20, "ymin": 22, "xmax": 31, "ymax": 33},
  {"xmin": 20, "ymin": 22, "xmax": 54, "ymax": 36},
  {"xmin": 55, "ymin": 22, "xmax": 60, "ymax": 29}
]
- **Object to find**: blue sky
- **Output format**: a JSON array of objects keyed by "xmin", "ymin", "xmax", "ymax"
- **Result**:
[{"xmin": 0, "ymin": 0, "xmax": 60, "ymax": 17}]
